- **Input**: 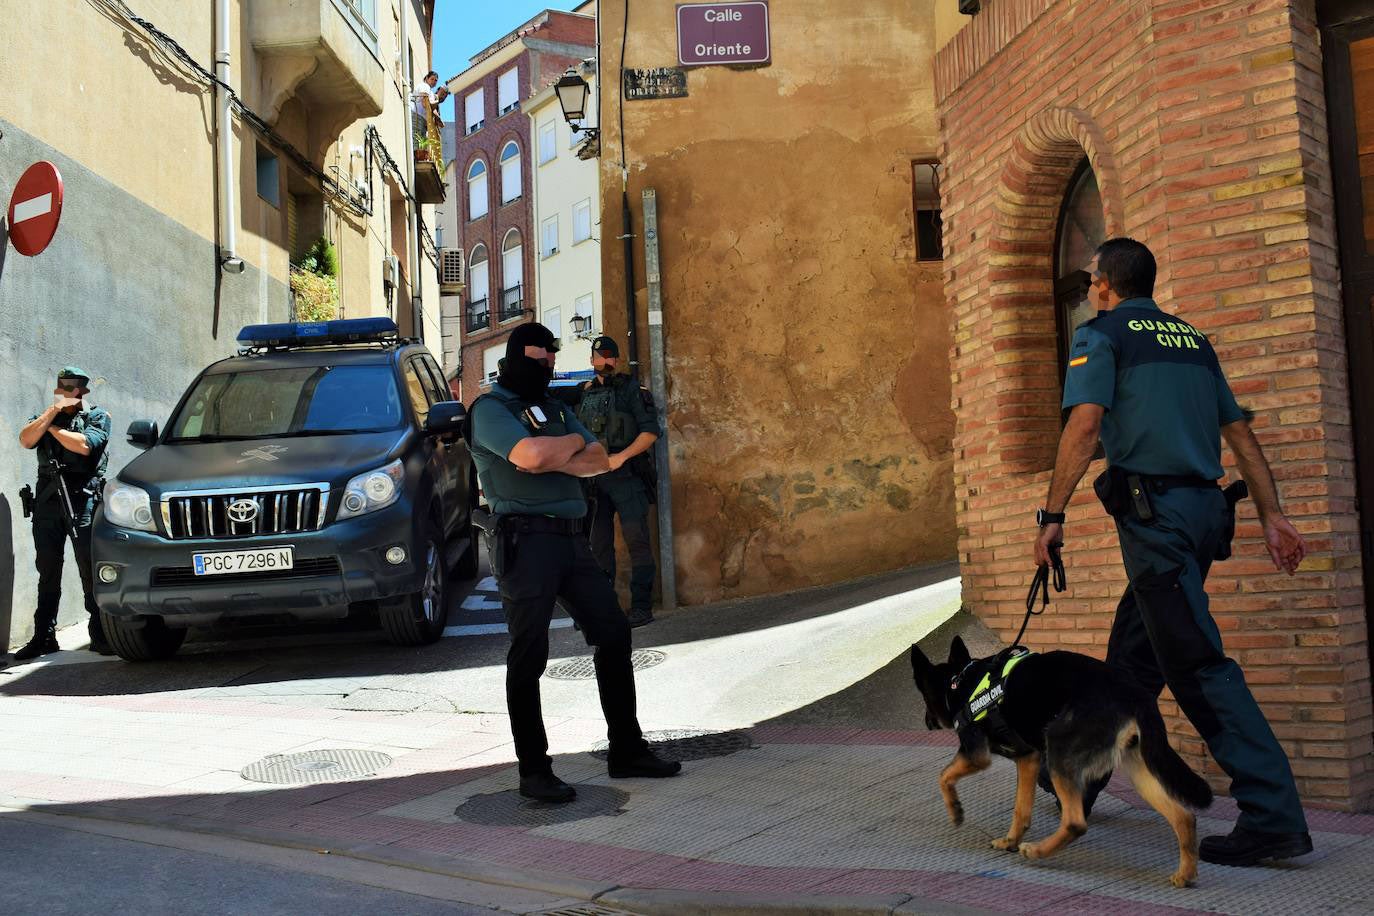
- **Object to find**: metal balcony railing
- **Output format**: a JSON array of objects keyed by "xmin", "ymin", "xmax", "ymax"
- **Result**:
[
  {"xmin": 465, "ymin": 298, "xmax": 490, "ymax": 332},
  {"xmin": 500, "ymin": 285, "xmax": 524, "ymax": 322}
]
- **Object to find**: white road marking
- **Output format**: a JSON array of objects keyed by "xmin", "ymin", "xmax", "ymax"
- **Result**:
[
  {"xmin": 443, "ymin": 618, "xmax": 574, "ymax": 638},
  {"xmin": 460, "ymin": 595, "xmax": 503, "ymax": 611},
  {"xmin": 476, "ymin": 576, "xmax": 498, "ymax": 591}
]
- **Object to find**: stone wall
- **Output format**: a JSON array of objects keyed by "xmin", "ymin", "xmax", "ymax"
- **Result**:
[
  {"xmin": 596, "ymin": 0, "xmax": 957, "ymax": 605},
  {"xmin": 937, "ymin": 0, "xmax": 1372, "ymax": 810}
]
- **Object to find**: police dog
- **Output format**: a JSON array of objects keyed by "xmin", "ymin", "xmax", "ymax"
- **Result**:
[{"xmin": 910, "ymin": 638, "xmax": 1213, "ymax": 888}]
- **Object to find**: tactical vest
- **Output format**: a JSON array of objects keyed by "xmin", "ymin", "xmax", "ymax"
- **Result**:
[
  {"xmin": 576, "ymin": 377, "xmax": 639, "ymax": 451},
  {"xmin": 952, "ymin": 646, "xmax": 1036, "ymax": 757}
]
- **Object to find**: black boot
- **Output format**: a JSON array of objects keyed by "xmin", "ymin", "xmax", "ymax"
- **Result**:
[
  {"xmin": 1200, "ymin": 826, "xmax": 1313, "ymax": 867},
  {"xmin": 14, "ymin": 628, "xmax": 60, "ymax": 661},
  {"xmin": 609, "ymin": 749, "xmax": 681, "ymax": 779},
  {"xmin": 87, "ymin": 616, "xmax": 113, "ymax": 655},
  {"xmin": 519, "ymin": 771, "xmax": 577, "ymax": 803},
  {"xmin": 627, "ymin": 607, "xmax": 655, "ymax": 628}
]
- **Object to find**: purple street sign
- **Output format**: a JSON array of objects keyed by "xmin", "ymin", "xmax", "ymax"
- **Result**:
[{"xmin": 677, "ymin": 2, "xmax": 771, "ymax": 68}]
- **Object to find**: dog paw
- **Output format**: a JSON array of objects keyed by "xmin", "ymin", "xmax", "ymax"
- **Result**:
[
  {"xmin": 946, "ymin": 802, "xmax": 964, "ymax": 827},
  {"xmin": 1170, "ymin": 871, "xmax": 1195, "ymax": 889},
  {"xmin": 991, "ymin": 837, "xmax": 1019, "ymax": 851},
  {"xmin": 1018, "ymin": 842, "xmax": 1042, "ymax": 860}
]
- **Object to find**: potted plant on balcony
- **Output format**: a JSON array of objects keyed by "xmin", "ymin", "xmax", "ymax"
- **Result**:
[
  {"xmin": 290, "ymin": 236, "xmax": 340, "ymax": 322},
  {"xmin": 415, "ymin": 132, "xmax": 443, "ymax": 167}
]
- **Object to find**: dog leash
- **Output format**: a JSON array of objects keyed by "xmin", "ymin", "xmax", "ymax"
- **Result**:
[{"xmin": 1017, "ymin": 542, "xmax": 1065, "ymax": 648}]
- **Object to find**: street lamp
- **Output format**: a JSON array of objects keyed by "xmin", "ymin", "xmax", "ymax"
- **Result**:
[
  {"xmin": 570, "ymin": 313, "xmax": 593, "ymax": 338},
  {"xmin": 555, "ymin": 67, "xmax": 599, "ymax": 143}
]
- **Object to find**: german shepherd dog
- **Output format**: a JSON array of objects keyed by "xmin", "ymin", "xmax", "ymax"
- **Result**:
[{"xmin": 910, "ymin": 638, "xmax": 1214, "ymax": 887}]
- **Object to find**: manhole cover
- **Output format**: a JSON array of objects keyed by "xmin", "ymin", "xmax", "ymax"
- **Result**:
[
  {"xmin": 240, "ymin": 749, "xmax": 393, "ymax": 785},
  {"xmin": 454, "ymin": 784, "xmax": 629, "ymax": 826},
  {"xmin": 546, "ymin": 649, "xmax": 666, "ymax": 680},
  {"xmin": 589, "ymin": 729, "xmax": 755, "ymax": 762}
]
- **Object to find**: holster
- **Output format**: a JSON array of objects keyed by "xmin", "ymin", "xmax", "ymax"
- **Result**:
[
  {"xmin": 1215, "ymin": 480, "xmax": 1249, "ymax": 561},
  {"xmin": 19, "ymin": 485, "xmax": 34, "ymax": 519},
  {"xmin": 1093, "ymin": 465, "xmax": 1155, "ymax": 523}
]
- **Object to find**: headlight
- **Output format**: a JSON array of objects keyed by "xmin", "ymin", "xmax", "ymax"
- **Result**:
[
  {"xmin": 336, "ymin": 459, "xmax": 405, "ymax": 521},
  {"xmin": 104, "ymin": 481, "xmax": 156, "ymax": 532}
]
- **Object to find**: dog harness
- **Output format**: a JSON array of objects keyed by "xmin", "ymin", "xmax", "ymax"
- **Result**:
[{"xmin": 952, "ymin": 646, "xmax": 1036, "ymax": 757}]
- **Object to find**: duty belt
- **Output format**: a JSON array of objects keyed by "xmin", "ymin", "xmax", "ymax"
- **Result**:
[
  {"xmin": 502, "ymin": 514, "xmax": 585, "ymax": 536},
  {"xmin": 1134, "ymin": 473, "xmax": 1218, "ymax": 492}
]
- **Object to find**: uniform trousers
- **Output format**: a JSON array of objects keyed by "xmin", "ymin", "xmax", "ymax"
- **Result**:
[
  {"xmin": 32, "ymin": 490, "xmax": 104, "ymax": 641},
  {"xmin": 588, "ymin": 474, "xmax": 655, "ymax": 613}
]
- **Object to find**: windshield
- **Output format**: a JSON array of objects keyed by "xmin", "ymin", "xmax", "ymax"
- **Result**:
[{"xmin": 167, "ymin": 365, "xmax": 404, "ymax": 441}]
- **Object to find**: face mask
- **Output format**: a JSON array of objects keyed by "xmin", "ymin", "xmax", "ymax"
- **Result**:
[{"xmin": 498, "ymin": 354, "xmax": 553, "ymax": 401}]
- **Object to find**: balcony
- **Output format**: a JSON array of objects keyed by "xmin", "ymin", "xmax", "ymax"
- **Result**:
[
  {"xmin": 500, "ymin": 286, "xmax": 526, "ymax": 323},
  {"xmin": 414, "ymin": 156, "xmax": 446, "ymax": 204},
  {"xmin": 251, "ymin": 0, "xmax": 387, "ymax": 157},
  {"xmin": 466, "ymin": 298, "xmax": 490, "ymax": 333}
]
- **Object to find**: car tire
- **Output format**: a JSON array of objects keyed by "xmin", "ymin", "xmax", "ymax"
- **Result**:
[
  {"xmin": 101, "ymin": 612, "xmax": 188, "ymax": 662},
  {"xmin": 379, "ymin": 519, "xmax": 447, "ymax": 646}
]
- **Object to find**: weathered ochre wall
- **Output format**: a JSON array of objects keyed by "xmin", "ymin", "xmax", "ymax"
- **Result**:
[{"xmin": 598, "ymin": 0, "xmax": 955, "ymax": 605}]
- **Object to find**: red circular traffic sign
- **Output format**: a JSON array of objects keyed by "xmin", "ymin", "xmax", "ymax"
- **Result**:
[{"xmin": 7, "ymin": 161, "xmax": 64, "ymax": 257}]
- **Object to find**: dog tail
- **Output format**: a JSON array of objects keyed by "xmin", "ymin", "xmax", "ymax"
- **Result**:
[{"xmin": 1136, "ymin": 702, "xmax": 1213, "ymax": 810}]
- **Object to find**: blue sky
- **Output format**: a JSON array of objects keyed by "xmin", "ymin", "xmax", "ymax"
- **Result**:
[{"xmin": 432, "ymin": 1, "xmax": 586, "ymax": 83}]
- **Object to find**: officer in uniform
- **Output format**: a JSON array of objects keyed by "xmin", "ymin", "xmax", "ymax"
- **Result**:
[
  {"xmin": 1033, "ymin": 238, "xmax": 1311, "ymax": 867},
  {"xmin": 469, "ymin": 323, "xmax": 680, "ymax": 803},
  {"xmin": 15, "ymin": 367, "xmax": 113, "ymax": 659},
  {"xmin": 575, "ymin": 336, "xmax": 660, "ymax": 627}
]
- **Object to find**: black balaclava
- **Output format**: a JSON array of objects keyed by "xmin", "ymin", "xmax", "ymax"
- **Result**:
[{"xmin": 498, "ymin": 322, "xmax": 558, "ymax": 401}]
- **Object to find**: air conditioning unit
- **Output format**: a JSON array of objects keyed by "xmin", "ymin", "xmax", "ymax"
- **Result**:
[
  {"xmin": 382, "ymin": 255, "xmax": 399, "ymax": 289},
  {"xmin": 439, "ymin": 248, "xmax": 465, "ymax": 294}
]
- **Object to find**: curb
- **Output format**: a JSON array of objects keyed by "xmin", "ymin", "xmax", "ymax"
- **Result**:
[{"xmin": 0, "ymin": 796, "xmax": 998, "ymax": 915}]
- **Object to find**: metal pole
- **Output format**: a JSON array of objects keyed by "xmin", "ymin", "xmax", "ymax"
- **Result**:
[
  {"xmin": 214, "ymin": 0, "xmax": 236, "ymax": 266},
  {"xmin": 399, "ymin": 7, "xmax": 423, "ymax": 341},
  {"xmin": 640, "ymin": 188, "xmax": 676, "ymax": 610},
  {"xmin": 621, "ymin": 188, "xmax": 638, "ymax": 378}
]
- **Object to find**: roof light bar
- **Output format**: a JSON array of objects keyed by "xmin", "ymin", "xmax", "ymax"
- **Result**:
[{"xmin": 237, "ymin": 317, "xmax": 400, "ymax": 349}]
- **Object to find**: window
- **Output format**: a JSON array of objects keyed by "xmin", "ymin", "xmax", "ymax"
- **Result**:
[
  {"xmin": 541, "ymin": 215, "xmax": 559, "ymax": 259},
  {"xmin": 419, "ymin": 355, "xmax": 451, "ymax": 404},
  {"xmin": 1054, "ymin": 159, "xmax": 1106, "ymax": 377},
  {"xmin": 482, "ymin": 344, "xmax": 503, "ymax": 388},
  {"xmin": 467, "ymin": 159, "xmax": 488, "ymax": 220},
  {"xmin": 498, "ymin": 68, "xmax": 519, "ymax": 115},
  {"xmin": 912, "ymin": 159, "xmax": 942, "ymax": 261},
  {"xmin": 403, "ymin": 360, "xmax": 431, "ymax": 425},
  {"xmin": 499, "ymin": 141, "xmax": 521, "ymax": 204},
  {"xmin": 501, "ymin": 230, "xmax": 524, "ymax": 321},
  {"xmin": 466, "ymin": 244, "xmax": 490, "ymax": 332},
  {"xmin": 538, "ymin": 121, "xmax": 557, "ymax": 164},
  {"xmin": 168, "ymin": 366, "xmax": 402, "ymax": 439},
  {"xmin": 574, "ymin": 293, "xmax": 594, "ymax": 330},
  {"xmin": 465, "ymin": 88, "xmax": 484, "ymax": 135},
  {"xmin": 342, "ymin": 0, "xmax": 378, "ymax": 41},
  {"xmin": 572, "ymin": 199, "xmax": 593, "ymax": 244},
  {"xmin": 544, "ymin": 307, "xmax": 562, "ymax": 341},
  {"xmin": 256, "ymin": 145, "xmax": 280, "ymax": 208}
]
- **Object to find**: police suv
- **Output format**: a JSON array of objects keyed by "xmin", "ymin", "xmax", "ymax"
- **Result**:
[{"xmin": 92, "ymin": 318, "xmax": 477, "ymax": 661}]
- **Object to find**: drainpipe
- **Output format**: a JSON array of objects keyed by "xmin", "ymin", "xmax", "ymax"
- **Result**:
[
  {"xmin": 399, "ymin": 7, "xmax": 424, "ymax": 341},
  {"xmin": 215, "ymin": 0, "xmax": 241, "ymax": 273}
]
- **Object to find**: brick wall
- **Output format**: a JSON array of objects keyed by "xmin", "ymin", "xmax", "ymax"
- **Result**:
[
  {"xmin": 938, "ymin": 0, "xmax": 1372, "ymax": 810},
  {"xmin": 452, "ymin": 19, "xmax": 594, "ymax": 403}
]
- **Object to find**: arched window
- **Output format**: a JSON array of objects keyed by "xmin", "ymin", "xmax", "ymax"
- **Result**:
[
  {"xmin": 499, "ymin": 141, "xmax": 522, "ymax": 204},
  {"xmin": 466, "ymin": 244, "xmax": 490, "ymax": 332},
  {"xmin": 467, "ymin": 159, "xmax": 488, "ymax": 220},
  {"xmin": 500, "ymin": 229, "xmax": 524, "ymax": 320},
  {"xmin": 1054, "ymin": 159, "xmax": 1106, "ymax": 377}
]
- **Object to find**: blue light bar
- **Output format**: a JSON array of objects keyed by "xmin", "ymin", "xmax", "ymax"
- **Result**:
[{"xmin": 237, "ymin": 317, "xmax": 399, "ymax": 348}]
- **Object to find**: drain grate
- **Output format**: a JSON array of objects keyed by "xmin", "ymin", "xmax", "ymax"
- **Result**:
[
  {"xmin": 546, "ymin": 649, "xmax": 666, "ymax": 680},
  {"xmin": 589, "ymin": 728, "xmax": 755, "ymax": 762},
  {"xmin": 454, "ymin": 784, "xmax": 630, "ymax": 827},
  {"xmin": 240, "ymin": 749, "xmax": 393, "ymax": 785}
]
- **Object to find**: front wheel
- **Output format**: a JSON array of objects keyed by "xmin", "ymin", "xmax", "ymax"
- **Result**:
[
  {"xmin": 101, "ymin": 612, "xmax": 188, "ymax": 662},
  {"xmin": 379, "ymin": 520, "xmax": 447, "ymax": 646}
]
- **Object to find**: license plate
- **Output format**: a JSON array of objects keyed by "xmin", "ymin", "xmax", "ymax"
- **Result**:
[{"xmin": 193, "ymin": 547, "xmax": 294, "ymax": 576}]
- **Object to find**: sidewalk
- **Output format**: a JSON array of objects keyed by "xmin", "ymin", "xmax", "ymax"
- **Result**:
[{"xmin": 0, "ymin": 570, "xmax": 1365, "ymax": 915}]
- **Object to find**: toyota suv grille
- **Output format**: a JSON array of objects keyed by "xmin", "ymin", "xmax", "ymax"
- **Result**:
[{"xmin": 160, "ymin": 485, "xmax": 330, "ymax": 539}]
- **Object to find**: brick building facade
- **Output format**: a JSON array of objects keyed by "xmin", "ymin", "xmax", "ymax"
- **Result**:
[
  {"xmin": 937, "ymin": 0, "xmax": 1373, "ymax": 810},
  {"xmin": 444, "ymin": 8, "xmax": 595, "ymax": 402}
]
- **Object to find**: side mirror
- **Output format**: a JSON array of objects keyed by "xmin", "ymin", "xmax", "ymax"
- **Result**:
[
  {"xmin": 425, "ymin": 401, "xmax": 466, "ymax": 437},
  {"xmin": 127, "ymin": 419, "xmax": 159, "ymax": 450}
]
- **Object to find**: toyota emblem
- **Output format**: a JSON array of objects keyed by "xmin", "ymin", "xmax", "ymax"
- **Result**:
[{"xmin": 227, "ymin": 499, "xmax": 259, "ymax": 524}]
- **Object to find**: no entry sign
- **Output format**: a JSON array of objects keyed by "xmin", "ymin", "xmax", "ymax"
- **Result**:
[
  {"xmin": 677, "ymin": 2, "xmax": 771, "ymax": 68},
  {"xmin": 7, "ymin": 161, "xmax": 64, "ymax": 257}
]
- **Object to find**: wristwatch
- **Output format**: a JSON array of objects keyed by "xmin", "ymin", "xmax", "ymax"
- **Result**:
[{"xmin": 1036, "ymin": 509, "xmax": 1066, "ymax": 527}]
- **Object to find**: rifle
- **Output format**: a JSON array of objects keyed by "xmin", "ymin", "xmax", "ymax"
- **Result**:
[{"xmin": 40, "ymin": 457, "xmax": 79, "ymax": 537}]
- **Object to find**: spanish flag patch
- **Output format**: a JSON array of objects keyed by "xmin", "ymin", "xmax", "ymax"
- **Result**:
[{"xmin": 1069, "ymin": 355, "xmax": 1089, "ymax": 368}]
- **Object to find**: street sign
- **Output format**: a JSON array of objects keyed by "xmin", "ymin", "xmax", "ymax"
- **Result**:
[
  {"xmin": 6, "ymin": 161, "xmax": 64, "ymax": 257},
  {"xmin": 624, "ymin": 67, "xmax": 689, "ymax": 101},
  {"xmin": 677, "ymin": 2, "xmax": 771, "ymax": 68}
]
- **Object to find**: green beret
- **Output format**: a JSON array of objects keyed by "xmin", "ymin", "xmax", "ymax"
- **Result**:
[{"xmin": 58, "ymin": 366, "xmax": 91, "ymax": 385}]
